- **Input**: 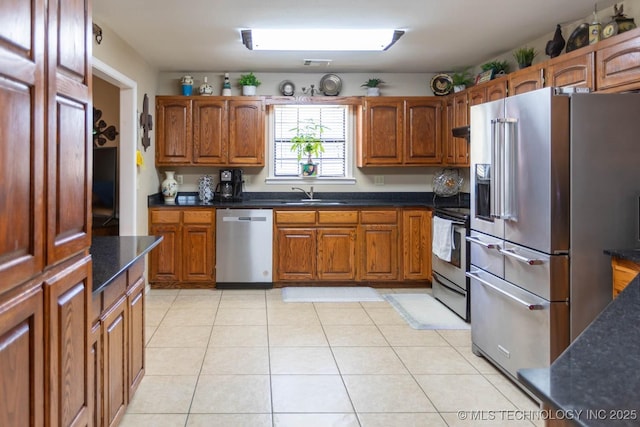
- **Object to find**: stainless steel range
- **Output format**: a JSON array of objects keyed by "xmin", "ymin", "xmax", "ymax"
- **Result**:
[{"xmin": 431, "ymin": 207, "xmax": 470, "ymax": 322}]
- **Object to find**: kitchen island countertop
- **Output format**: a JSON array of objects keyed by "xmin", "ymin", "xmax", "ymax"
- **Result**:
[
  {"xmin": 518, "ymin": 275, "xmax": 640, "ymax": 426},
  {"xmin": 91, "ymin": 235, "xmax": 163, "ymax": 294}
]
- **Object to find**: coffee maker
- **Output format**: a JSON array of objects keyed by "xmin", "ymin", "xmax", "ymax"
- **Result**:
[{"xmin": 216, "ymin": 169, "xmax": 243, "ymax": 201}]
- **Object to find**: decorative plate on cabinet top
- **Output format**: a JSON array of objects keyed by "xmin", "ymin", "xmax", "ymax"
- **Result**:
[
  {"xmin": 430, "ymin": 74, "xmax": 453, "ymax": 96},
  {"xmin": 279, "ymin": 80, "xmax": 295, "ymax": 96},
  {"xmin": 320, "ymin": 74, "xmax": 342, "ymax": 96},
  {"xmin": 566, "ymin": 23, "xmax": 589, "ymax": 52}
]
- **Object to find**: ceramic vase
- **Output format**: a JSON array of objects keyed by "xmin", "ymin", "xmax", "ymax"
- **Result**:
[
  {"xmin": 366, "ymin": 87, "xmax": 380, "ymax": 96},
  {"xmin": 199, "ymin": 77, "xmax": 214, "ymax": 95},
  {"xmin": 181, "ymin": 75, "xmax": 193, "ymax": 96},
  {"xmin": 242, "ymin": 85, "xmax": 257, "ymax": 96},
  {"xmin": 162, "ymin": 171, "xmax": 178, "ymax": 204},
  {"xmin": 300, "ymin": 162, "xmax": 318, "ymax": 177},
  {"xmin": 198, "ymin": 175, "xmax": 214, "ymax": 203}
]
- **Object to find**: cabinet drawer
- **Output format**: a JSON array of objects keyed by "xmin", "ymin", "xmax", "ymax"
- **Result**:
[
  {"xmin": 102, "ymin": 274, "xmax": 127, "ymax": 312},
  {"xmin": 183, "ymin": 210, "xmax": 214, "ymax": 224},
  {"xmin": 318, "ymin": 210, "xmax": 358, "ymax": 225},
  {"xmin": 150, "ymin": 210, "xmax": 181, "ymax": 224},
  {"xmin": 360, "ymin": 210, "xmax": 397, "ymax": 224},
  {"xmin": 275, "ymin": 210, "xmax": 316, "ymax": 224}
]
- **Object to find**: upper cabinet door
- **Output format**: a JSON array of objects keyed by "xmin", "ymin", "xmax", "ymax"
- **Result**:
[
  {"xmin": 404, "ymin": 98, "xmax": 443, "ymax": 164},
  {"xmin": 508, "ymin": 64, "xmax": 544, "ymax": 96},
  {"xmin": 359, "ymin": 98, "xmax": 404, "ymax": 165},
  {"xmin": 193, "ymin": 99, "xmax": 227, "ymax": 164},
  {"xmin": 156, "ymin": 98, "xmax": 193, "ymax": 165},
  {"xmin": 596, "ymin": 27, "xmax": 640, "ymax": 92},
  {"xmin": 546, "ymin": 50, "xmax": 595, "ymax": 90},
  {"xmin": 46, "ymin": 0, "xmax": 92, "ymax": 265},
  {"xmin": 227, "ymin": 99, "xmax": 265, "ymax": 165},
  {"xmin": 0, "ymin": 0, "xmax": 46, "ymax": 288}
]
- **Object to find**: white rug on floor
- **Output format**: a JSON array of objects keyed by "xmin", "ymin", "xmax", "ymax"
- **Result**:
[
  {"xmin": 383, "ymin": 293, "xmax": 470, "ymax": 330},
  {"xmin": 282, "ymin": 287, "xmax": 383, "ymax": 302}
]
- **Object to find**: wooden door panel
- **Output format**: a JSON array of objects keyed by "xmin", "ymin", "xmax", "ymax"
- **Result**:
[
  {"xmin": 404, "ymin": 99, "xmax": 442, "ymax": 164},
  {"xmin": 156, "ymin": 98, "xmax": 192, "ymax": 164},
  {"xmin": 193, "ymin": 99, "xmax": 226, "ymax": 164},
  {"xmin": 102, "ymin": 297, "xmax": 127, "ymax": 427},
  {"xmin": 402, "ymin": 210, "xmax": 431, "ymax": 280},
  {"xmin": 127, "ymin": 277, "xmax": 145, "ymax": 399},
  {"xmin": 317, "ymin": 228, "xmax": 356, "ymax": 281},
  {"xmin": 508, "ymin": 65, "xmax": 544, "ymax": 96},
  {"xmin": 148, "ymin": 224, "xmax": 181, "ymax": 283},
  {"xmin": 361, "ymin": 99, "xmax": 403, "ymax": 165},
  {"xmin": 0, "ymin": 284, "xmax": 44, "ymax": 427},
  {"xmin": 359, "ymin": 225, "xmax": 398, "ymax": 280},
  {"xmin": 228, "ymin": 100, "xmax": 264, "ymax": 165},
  {"xmin": 44, "ymin": 256, "xmax": 91, "ymax": 427},
  {"xmin": 547, "ymin": 52, "xmax": 594, "ymax": 89},
  {"xmin": 182, "ymin": 225, "xmax": 214, "ymax": 282},
  {"xmin": 276, "ymin": 228, "xmax": 316, "ymax": 281},
  {"xmin": 596, "ymin": 30, "xmax": 640, "ymax": 92}
]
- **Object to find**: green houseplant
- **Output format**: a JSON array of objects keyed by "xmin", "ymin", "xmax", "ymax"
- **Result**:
[
  {"xmin": 238, "ymin": 72, "xmax": 261, "ymax": 95},
  {"xmin": 290, "ymin": 120, "xmax": 328, "ymax": 176},
  {"xmin": 481, "ymin": 60, "xmax": 510, "ymax": 76},
  {"xmin": 513, "ymin": 47, "xmax": 537, "ymax": 69},
  {"xmin": 451, "ymin": 68, "xmax": 474, "ymax": 92},
  {"xmin": 361, "ymin": 78, "xmax": 385, "ymax": 96}
]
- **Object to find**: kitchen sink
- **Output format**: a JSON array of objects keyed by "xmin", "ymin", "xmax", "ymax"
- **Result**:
[{"xmin": 281, "ymin": 199, "xmax": 347, "ymax": 205}]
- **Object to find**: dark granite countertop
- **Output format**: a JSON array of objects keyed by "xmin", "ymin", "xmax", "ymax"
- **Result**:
[
  {"xmin": 90, "ymin": 236, "xmax": 163, "ymax": 294},
  {"xmin": 148, "ymin": 191, "xmax": 470, "ymax": 209},
  {"xmin": 604, "ymin": 248, "xmax": 640, "ymax": 264},
  {"xmin": 518, "ymin": 276, "xmax": 640, "ymax": 426}
]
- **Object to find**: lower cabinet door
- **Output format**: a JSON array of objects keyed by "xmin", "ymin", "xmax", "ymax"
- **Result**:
[
  {"xmin": 359, "ymin": 225, "xmax": 399, "ymax": 281},
  {"xmin": 102, "ymin": 296, "xmax": 128, "ymax": 427},
  {"xmin": 0, "ymin": 284, "xmax": 44, "ymax": 427},
  {"xmin": 127, "ymin": 277, "xmax": 145, "ymax": 399},
  {"xmin": 276, "ymin": 228, "xmax": 317, "ymax": 281},
  {"xmin": 317, "ymin": 228, "xmax": 357, "ymax": 281}
]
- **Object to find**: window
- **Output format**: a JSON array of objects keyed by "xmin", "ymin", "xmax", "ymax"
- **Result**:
[{"xmin": 271, "ymin": 104, "xmax": 351, "ymax": 179}]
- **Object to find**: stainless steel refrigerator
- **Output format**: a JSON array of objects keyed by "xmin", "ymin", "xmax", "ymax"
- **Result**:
[{"xmin": 467, "ymin": 87, "xmax": 640, "ymax": 384}]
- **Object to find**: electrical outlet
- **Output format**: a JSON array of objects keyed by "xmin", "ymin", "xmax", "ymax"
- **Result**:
[
  {"xmin": 176, "ymin": 174, "xmax": 183, "ymax": 184},
  {"xmin": 374, "ymin": 175, "xmax": 385, "ymax": 186}
]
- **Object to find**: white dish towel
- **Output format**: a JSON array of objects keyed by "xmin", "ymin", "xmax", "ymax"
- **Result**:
[{"xmin": 432, "ymin": 216, "xmax": 453, "ymax": 262}]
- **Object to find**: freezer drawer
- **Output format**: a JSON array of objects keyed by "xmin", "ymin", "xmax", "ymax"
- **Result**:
[
  {"xmin": 502, "ymin": 242, "xmax": 569, "ymax": 301},
  {"xmin": 468, "ymin": 269, "xmax": 568, "ymax": 381},
  {"xmin": 468, "ymin": 230, "xmax": 503, "ymax": 278}
]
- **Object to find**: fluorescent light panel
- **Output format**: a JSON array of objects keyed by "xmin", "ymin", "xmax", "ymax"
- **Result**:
[{"xmin": 242, "ymin": 29, "xmax": 404, "ymax": 51}]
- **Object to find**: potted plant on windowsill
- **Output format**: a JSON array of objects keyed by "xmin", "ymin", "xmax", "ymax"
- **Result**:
[
  {"xmin": 451, "ymin": 69, "xmax": 474, "ymax": 92},
  {"xmin": 238, "ymin": 72, "xmax": 261, "ymax": 96},
  {"xmin": 290, "ymin": 120, "xmax": 327, "ymax": 177},
  {"xmin": 513, "ymin": 47, "xmax": 537, "ymax": 69},
  {"xmin": 361, "ymin": 78, "xmax": 385, "ymax": 96}
]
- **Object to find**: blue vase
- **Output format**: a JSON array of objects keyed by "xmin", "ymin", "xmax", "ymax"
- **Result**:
[{"xmin": 182, "ymin": 84, "xmax": 193, "ymax": 96}]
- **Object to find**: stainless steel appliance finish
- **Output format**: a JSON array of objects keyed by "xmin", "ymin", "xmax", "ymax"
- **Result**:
[
  {"xmin": 432, "ymin": 207, "xmax": 470, "ymax": 322},
  {"xmin": 468, "ymin": 87, "xmax": 640, "ymax": 384},
  {"xmin": 215, "ymin": 209, "xmax": 273, "ymax": 287}
]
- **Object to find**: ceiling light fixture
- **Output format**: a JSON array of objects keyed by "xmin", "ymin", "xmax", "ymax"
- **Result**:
[{"xmin": 241, "ymin": 29, "xmax": 404, "ymax": 51}]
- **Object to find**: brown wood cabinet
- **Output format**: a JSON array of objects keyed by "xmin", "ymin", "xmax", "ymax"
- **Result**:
[
  {"xmin": 0, "ymin": 0, "xmax": 92, "ymax": 425},
  {"xmin": 611, "ymin": 257, "xmax": 640, "ymax": 298},
  {"xmin": 508, "ymin": 63, "xmax": 545, "ymax": 95},
  {"xmin": 402, "ymin": 210, "xmax": 432, "ymax": 280},
  {"xmin": 101, "ymin": 294, "xmax": 127, "ymax": 427},
  {"xmin": 273, "ymin": 207, "xmax": 431, "ymax": 286},
  {"xmin": 156, "ymin": 96, "xmax": 265, "ymax": 166},
  {"xmin": 545, "ymin": 49, "xmax": 595, "ymax": 89},
  {"xmin": 358, "ymin": 97, "xmax": 443, "ymax": 166},
  {"xmin": 275, "ymin": 210, "xmax": 358, "ymax": 282},
  {"xmin": 442, "ymin": 92, "xmax": 471, "ymax": 166},
  {"xmin": 148, "ymin": 208, "xmax": 215, "ymax": 287},
  {"xmin": 596, "ymin": 27, "xmax": 640, "ymax": 92},
  {"xmin": 358, "ymin": 210, "xmax": 399, "ymax": 281}
]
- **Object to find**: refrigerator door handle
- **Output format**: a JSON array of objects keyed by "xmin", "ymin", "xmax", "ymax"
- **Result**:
[
  {"xmin": 466, "ymin": 270, "xmax": 545, "ymax": 310},
  {"xmin": 490, "ymin": 119, "xmax": 501, "ymax": 218},
  {"xmin": 466, "ymin": 235, "xmax": 499, "ymax": 249},
  {"xmin": 503, "ymin": 118, "xmax": 518, "ymax": 221},
  {"xmin": 498, "ymin": 248, "xmax": 544, "ymax": 266}
]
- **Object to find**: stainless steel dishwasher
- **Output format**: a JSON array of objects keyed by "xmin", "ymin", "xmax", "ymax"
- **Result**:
[{"xmin": 215, "ymin": 209, "xmax": 273, "ymax": 288}]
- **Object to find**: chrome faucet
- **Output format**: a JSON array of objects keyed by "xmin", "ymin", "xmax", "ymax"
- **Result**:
[{"xmin": 291, "ymin": 186, "xmax": 314, "ymax": 200}]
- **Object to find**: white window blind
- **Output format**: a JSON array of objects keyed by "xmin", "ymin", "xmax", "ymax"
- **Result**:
[{"xmin": 273, "ymin": 105, "xmax": 348, "ymax": 177}]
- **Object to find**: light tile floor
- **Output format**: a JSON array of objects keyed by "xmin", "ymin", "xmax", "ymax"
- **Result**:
[{"xmin": 122, "ymin": 288, "xmax": 543, "ymax": 427}]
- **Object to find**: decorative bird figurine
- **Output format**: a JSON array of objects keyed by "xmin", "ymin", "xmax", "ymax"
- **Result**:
[{"xmin": 545, "ymin": 24, "xmax": 566, "ymax": 58}]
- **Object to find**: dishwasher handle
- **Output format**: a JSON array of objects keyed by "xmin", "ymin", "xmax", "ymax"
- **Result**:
[{"xmin": 222, "ymin": 216, "xmax": 268, "ymax": 222}]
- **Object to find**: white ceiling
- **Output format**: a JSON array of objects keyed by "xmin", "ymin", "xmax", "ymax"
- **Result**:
[{"xmin": 93, "ymin": 0, "xmax": 619, "ymax": 73}]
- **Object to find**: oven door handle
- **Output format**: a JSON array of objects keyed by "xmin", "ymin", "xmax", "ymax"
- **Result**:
[
  {"xmin": 466, "ymin": 236, "xmax": 498, "ymax": 249},
  {"xmin": 434, "ymin": 216, "xmax": 467, "ymax": 226},
  {"xmin": 466, "ymin": 271, "xmax": 545, "ymax": 311},
  {"xmin": 432, "ymin": 272, "xmax": 465, "ymax": 296}
]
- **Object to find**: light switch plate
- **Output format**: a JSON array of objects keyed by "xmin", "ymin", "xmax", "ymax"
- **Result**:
[
  {"xmin": 374, "ymin": 175, "xmax": 384, "ymax": 186},
  {"xmin": 176, "ymin": 174, "xmax": 183, "ymax": 184}
]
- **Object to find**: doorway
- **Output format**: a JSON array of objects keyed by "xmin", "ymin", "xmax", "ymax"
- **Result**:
[{"xmin": 92, "ymin": 57, "xmax": 137, "ymax": 235}]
